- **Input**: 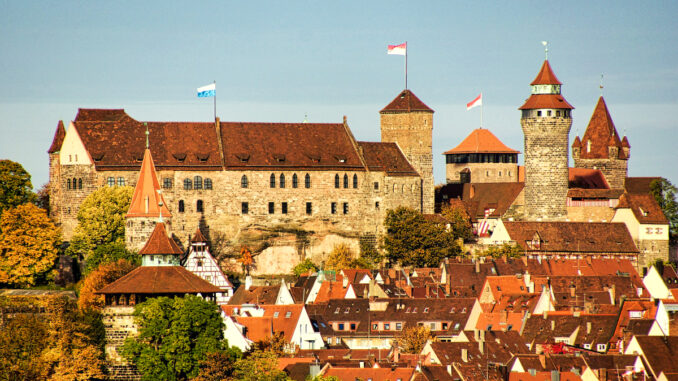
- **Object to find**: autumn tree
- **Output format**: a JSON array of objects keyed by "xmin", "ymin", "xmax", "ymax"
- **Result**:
[
  {"xmin": 481, "ymin": 243, "xmax": 523, "ymax": 258},
  {"xmin": 650, "ymin": 178, "xmax": 678, "ymax": 243},
  {"xmin": 240, "ymin": 246, "xmax": 254, "ymax": 275},
  {"xmin": 66, "ymin": 186, "xmax": 133, "ymax": 261},
  {"xmin": 78, "ymin": 259, "xmax": 138, "ymax": 311},
  {"xmin": 252, "ymin": 331, "xmax": 288, "ymax": 356},
  {"xmin": 120, "ymin": 295, "xmax": 226, "ymax": 381},
  {"xmin": 393, "ymin": 325, "xmax": 432, "ymax": 354},
  {"xmin": 440, "ymin": 202, "xmax": 473, "ymax": 241},
  {"xmin": 231, "ymin": 350, "xmax": 290, "ymax": 381},
  {"xmin": 383, "ymin": 207, "xmax": 459, "ymax": 267},
  {"xmin": 324, "ymin": 243, "xmax": 354, "ymax": 271},
  {"xmin": 0, "ymin": 203, "xmax": 61, "ymax": 287},
  {"xmin": 194, "ymin": 349, "xmax": 242, "ymax": 381},
  {"xmin": 0, "ymin": 313, "xmax": 50, "ymax": 380},
  {"xmin": 0, "ymin": 159, "xmax": 36, "ymax": 214}
]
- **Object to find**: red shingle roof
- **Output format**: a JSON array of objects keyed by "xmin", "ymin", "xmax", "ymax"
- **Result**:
[
  {"xmin": 191, "ymin": 228, "xmax": 208, "ymax": 243},
  {"xmin": 518, "ymin": 94, "xmax": 574, "ymax": 110},
  {"xmin": 358, "ymin": 141, "xmax": 419, "ymax": 176},
  {"xmin": 75, "ymin": 108, "xmax": 128, "ymax": 122},
  {"xmin": 624, "ymin": 177, "xmax": 661, "ymax": 195},
  {"xmin": 567, "ymin": 167, "xmax": 609, "ymax": 189},
  {"xmin": 380, "ymin": 89, "xmax": 434, "ymax": 113},
  {"xmin": 578, "ymin": 97, "xmax": 626, "ymax": 159},
  {"xmin": 138, "ymin": 223, "xmax": 183, "ymax": 256},
  {"xmin": 444, "ymin": 129, "xmax": 519, "ymax": 154},
  {"xmin": 96, "ymin": 265, "xmax": 221, "ymax": 294},
  {"xmin": 126, "ymin": 149, "xmax": 172, "ymax": 218},
  {"xmin": 616, "ymin": 193, "xmax": 668, "ymax": 224},
  {"xmin": 47, "ymin": 120, "xmax": 66, "ymax": 154},
  {"xmin": 530, "ymin": 60, "xmax": 562, "ymax": 85}
]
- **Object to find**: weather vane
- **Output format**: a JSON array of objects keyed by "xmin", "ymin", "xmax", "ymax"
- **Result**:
[
  {"xmin": 600, "ymin": 74, "xmax": 604, "ymax": 96},
  {"xmin": 541, "ymin": 41, "xmax": 549, "ymax": 60}
]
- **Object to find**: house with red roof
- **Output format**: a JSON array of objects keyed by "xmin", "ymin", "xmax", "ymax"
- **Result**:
[{"xmin": 183, "ymin": 228, "xmax": 233, "ymax": 304}]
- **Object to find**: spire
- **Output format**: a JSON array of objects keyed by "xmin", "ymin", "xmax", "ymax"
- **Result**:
[
  {"xmin": 48, "ymin": 120, "xmax": 66, "ymax": 154},
  {"xmin": 572, "ymin": 136, "xmax": 582, "ymax": 148},
  {"xmin": 191, "ymin": 227, "xmax": 208, "ymax": 243},
  {"xmin": 579, "ymin": 96, "xmax": 625, "ymax": 159},
  {"xmin": 621, "ymin": 136, "xmax": 630, "ymax": 148},
  {"xmin": 145, "ymin": 122, "xmax": 149, "ymax": 149},
  {"xmin": 139, "ymin": 222, "xmax": 183, "ymax": 256},
  {"xmin": 126, "ymin": 149, "xmax": 172, "ymax": 218},
  {"xmin": 530, "ymin": 60, "xmax": 562, "ymax": 85}
]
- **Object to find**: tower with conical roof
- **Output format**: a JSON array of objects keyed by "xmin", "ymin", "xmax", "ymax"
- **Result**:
[
  {"xmin": 443, "ymin": 128, "xmax": 520, "ymax": 183},
  {"xmin": 519, "ymin": 59, "xmax": 574, "ymax": 220},
  {"xmin": 572, "ymin": 96, "xmax": 629, "ymax": 189},
  {"xmin": 380, "ymin": 89, "xmax": 435, "ymax": 214},
  {"xmin": 125, "ymin": 146, "xmax": 172, "ymax": 251}
]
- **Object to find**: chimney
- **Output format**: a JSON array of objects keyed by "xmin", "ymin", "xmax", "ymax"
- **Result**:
[
  {"xmin": 551, "ymin": 320, "xmax": 555, "ymax": 331},
  {"xmin": 309, "ymin": 361, "xmax": 321, "ymax": 379},
  {"xmin": 245, "ymin": 275, "xmax": 253, "ymax": 291},
  {"xmin": 609, "ymin": 284, "xmax": 616, "ymax": 305},
  {"xmin": 569, "ymin": 283, "xmax": 576, "ymax": 298},
  {"xmin": 586, "ymin": 321, "xmax": 592, "ymax": 334},
  {"xmin": 393, "ymin": 346, "xmax": 400, "ymax": 363},
  {"xmin": 475, "ymin": 260, "xmax": 480, "ymax": 274},
  {"xmin": 342, "ymin": 275, "xmax": 348, "ymax": 288},
  {"xmin": 551, "ymin": 370, "xmax": 560, "ymax": 381},
  {"xmin": 461, "ymin": 348, "xmax": 468, "ymax": 362},
  {"xmin": 359, "ymin": 361, "xmax": 364, "ymax": 368},
  {"xmin": 478, "ymin": 340, "xmax": 484, "ymax": 354}
]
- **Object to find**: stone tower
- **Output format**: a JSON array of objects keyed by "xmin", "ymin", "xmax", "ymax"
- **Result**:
[
  {"xmin": 125, "ymin": 148, "xmax": 172, "ymax": 251},
  {"xmin": 519, "ymin": 60, "xmax": 574, "ymax": 220},
  {"xmin": 47, "ymin": 120, "xmax": 66, "ymax": 222},
  {"xmin": 572, "ymin": 96, "xmax": 629, "ymax": 189},
  {"xmin": 380, "ymin": 89, "xmax": 435, "ymax": 214}
]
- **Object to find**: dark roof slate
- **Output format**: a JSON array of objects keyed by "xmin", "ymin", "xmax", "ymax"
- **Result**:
[{"xmin": 380, "ymin": 89, "xmax": 434, "ymax": 113}]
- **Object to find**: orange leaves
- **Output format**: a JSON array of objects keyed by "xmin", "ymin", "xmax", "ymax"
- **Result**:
[{"xmin": 77, "ymin": 259, "xmax": 138, "ymax": 311}]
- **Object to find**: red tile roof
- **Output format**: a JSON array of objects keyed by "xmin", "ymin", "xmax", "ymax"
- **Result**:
[
  {"xmin": 567, "ymin": 167, "xmax": 609, "ymax": 189},
  {"xmin": 126, "ymin": 149, "xmax": 172, "ymax": 218},
  {"xmin": 567, "ymin": 188, "xmax": 622, "ymax": 199},
  {"xmin": 443, "ymin": 128, "xmax": 520, "ymax": 154},
  {"xmin": 47, "ymin": 120, "xmax": 66, "ymax": 154},
  {"xmin": 519, "ymin": 94, "xmax": 574, "ymax": 110},
  {"xmin": 577, "ymin": 97, "xmax": 626, "ymax": 159},
  {"xmin": 616, "ymin": 193, "xmax": 668, "ymax": 224},
  {"xmin": 323, "ymin": 366, "xmax": 415, "ymax": 380},
  {"xmin": 228, "ymin": 285, "xmax": 281, "ymax": 305},
  {"xmin": 75, "ymin": 108, "xmax": 128, "ymax": 122},
  {"xmin": 358, "ymin": 141, "xmax": 419, "ymax": 176},
  {"xmin": 380, "ymin": 89, "xmax": 434, "ymax": 113},
  {"xmin": 191, "ymin": 228, "xmax": 208, "ymax": 243},
  {"xmin": 624, "ymin": 177, "xmax": 662, "ymax": 195},
  {"xmin": 138, "ymin": 223, "xmax": 183, "ymax": 256},
  {"xmin": 222, "ymin": 304, "xmax": 304, "ymax": 343},
  {"xmin": 530, "ymin": 60, "xmax": 563, "ymax": 85},
  {"xmin": 96, "ymin": 265, "xmax": 221, "ymax": 294}
]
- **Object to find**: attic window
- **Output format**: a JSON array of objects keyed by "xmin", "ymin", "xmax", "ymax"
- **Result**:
[
  {"xmin": 306, "ymin": 153, "xmax": 321, "ymax": 163},
  {"xmin": 196, "ymin": 153, "xmax": 210, "ymax": 162},
  {"xmin": 639, "ymin": 207, "xmax": 648, "ymax": 217},
  {"xmin": 334, "ymin": 307, "xmax": 340, "ymax": 314},
  {"xmin": 235, "ymin": 153, "xmax": 250, "ymax": 162},
  {"xmin": 334, "ymin": 155, "xmax": 347, "ymax": 163},
  {"xmin": 285, "ymin": 311, "xmax": 292, "ymax": 318},
  {"xmin": 273, "ymin": 154, "xmax": 286, "ymax": 163},
  {"xmin": 344, "ymin": 307, "xmax": 350, "ymax": 314},
  {"xmin": 92, "ymin": 153, "xmax": 104, "ymax": 161},
  {"xmin": 273, "ymin": 312, "xmax": 279, "ymax": 318},
  {"xmin": 173, "ymin": 153, "xmax": 187, "ymax": 162},
  {"xmin": 132, "ymin": 153, "xmax": 144, "ymax": 162}
]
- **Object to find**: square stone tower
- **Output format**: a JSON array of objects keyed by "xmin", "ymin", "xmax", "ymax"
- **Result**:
[
  {"xmin": 519, "ymin": 60, "xmax": 574, "ymax": 221},
  {"xmin": 380, "ymin": 89, "xmax": 435, "ymax": 214}
]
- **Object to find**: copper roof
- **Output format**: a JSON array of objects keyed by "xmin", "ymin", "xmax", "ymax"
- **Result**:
[
  {"xmin": 530, "ymin": 60, "xmax": 562, "ymax": 85},
  {"xmin": 577, "ymin": 97, "xmax": 626, "ymax": 159},
  {"xmin": 126, "ymin": 149, "xmax": 172, "ymax": 218},
  {"xmin": 519, "ymin": 94, "xmax": 574, "ymax": 110},
  {"xmin": 47, "ymin": 120, "xmax": 66, "ymax": 154},
  {"xmin": 96, "ymin": 265, "xmax": 221, "ymax": 294},
  {"xmin": 138, "ymin": 223, "xmax": 183, "ymax": 256},
  {"xmin": 380, "ymin": 89, "xmax": 434, "ymax": 113},
  {"xmin": 616, "ymin": 192, "xmax": 668, "ymax": 224},
  {"xmin": 502, "ymin": 221, "xmax": 638, "ymax": 254},
  {"xmin": 443, "ymin": 129, "xmax": 519, "ymax": 154}
]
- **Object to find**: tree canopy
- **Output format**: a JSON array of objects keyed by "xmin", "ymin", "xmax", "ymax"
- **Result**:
[
  {"xmin": 84, "ymin": 241, "xmax": 139, "ymax": 275},
  {"xmin": 292, "ymin": 258, "xmax": 318, "ymax": 276},
  {"xmin": 77, "ymin": 258, "xmax": 138, "ymax": 311},
  {"xmin": 393, "ymin": 325, "xmax": 432, "ymax": 354},
  {"xmin": 383, "ymin": 207, "xmax": 460, "ymax": 267},
  {"xmin": 0, "ymin": 203, "xmax": 61, "ymax": 287},
  {"xmin": 66, "ymin": 186, "xmax": 133, "ymax": 260},
  {"xmin": 231, "ymin": 350, "xmax": 290, "ymax": 381},
  {"xmin": 0, "ymin": 159, "xmax": 35, "ymax": 215},
  {"xmin": 121, "ymin": 295, "xmax": 226, "ymax": 381},
  {"xmin": 440, "ymin": 203, "xmax": 473, "ymax": 241},
  {"xmin": 650, "ymin": 178, "xmax": 678, "ymax": 243}
]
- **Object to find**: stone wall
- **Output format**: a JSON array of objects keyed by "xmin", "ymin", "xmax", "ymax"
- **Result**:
[
  {"xmin": 446, "ymin": 162, "xmax": 518, "ymax": 184},
  {"xmin": 53, "ymin": 163, "xmax": 99, "ymax": 240},
  {"xmin": 521, "ymin": 116, "xmax": 572, "ymax": 221},
  {"xmin": 102, "ymin": 305, "xmax": 141, "ymax": 380},
  {"xmin": 573, "ymin": 156, "xmax": 628, "ymax": 190},
  {"xmin": 637, "ymin": 239, "xmax": 670, "ymax": 272},
  {"xmin": 566, "ymin": 206, "xmax": 615, "ymax": 222}
]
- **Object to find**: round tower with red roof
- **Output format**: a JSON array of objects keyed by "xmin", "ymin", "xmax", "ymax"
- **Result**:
[{"xmin": 519, "ymin": 59, "xmax": 574, "ymax": 220}]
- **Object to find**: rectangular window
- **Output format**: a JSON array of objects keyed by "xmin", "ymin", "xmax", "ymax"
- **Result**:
[
  {"xmin": 338, "ymin": 323, "xmax": 345, "ymax": 331},
  {"xmin": 268, "ymin": 202, "xmax": 274, "ymax": 214},
  {"xmin": 396, "ymin": 322, "xmax": 402, "ymax": 330},
  {"xmin": 331, "ymin": 202, "xmax": 337, "ymax": 214},
  {"xmin": 374, "ymin": 182, "xmax": 379, "ymax": 190},
  {"xmin": 384, "ymin": 323, "xmax": 390, "ymax": 330},
  {"xmin": 306, "ymin": 202, "xmax": 312, "ymax": 215},
  {"xmin": 163, "ymin": 178, "xmax": 173, "ymax": 189},
  {"xmin": 343, "ymin": 202, "xmax": 348, "ymax": 214},
  {"xmin": 281, "ymin": 202, "xmax": 288, "ymax": 214},
  {"xmin": 117, "ymin": 177, "xmax": 125, "ymax": 186},
  {"xmin": 107, "ymin": 177, "xmax": 115, "ymax": 186},
  {"xmin": 350, "ymin": 323, "xmax": 356, "ymax": 331},
  {"xmin": 241, "ymin": 202, "xmax": 249, "ymax": 214},
  {"xmin": 373, "ymin": 323, "xmax": 378, "ymax": 330}
]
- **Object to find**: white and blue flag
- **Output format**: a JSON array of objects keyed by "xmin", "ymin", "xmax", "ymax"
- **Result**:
[{"xmin": 197, "ymin": 83, "xmax": 216, "ymax": 98}]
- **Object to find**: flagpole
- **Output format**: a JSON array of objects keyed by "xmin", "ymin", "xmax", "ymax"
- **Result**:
[
  {"xmin": 480, "ymin": 92, "xmax": 483, "ymax": 128},
  {"xmin": 405, "ymin": 41, "xmax": 408, "ymax": 89},
  {"xmin": 213, "ymin": 80, "xmax": 216, "ymax": 121}
]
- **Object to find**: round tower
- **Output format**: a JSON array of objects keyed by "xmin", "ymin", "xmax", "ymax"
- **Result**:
[{"xmin": 519, "ymin": 60, "xmax": 574, "ymax": 220}]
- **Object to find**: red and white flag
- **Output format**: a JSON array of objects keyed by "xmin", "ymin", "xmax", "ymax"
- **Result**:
[
  {"xmin": 466, "ymin": 93, "xmax": 482, "ymax": 110},
  {"xmin": 387, "ymin": 42, "xmax": 407, "ymax": 55}
]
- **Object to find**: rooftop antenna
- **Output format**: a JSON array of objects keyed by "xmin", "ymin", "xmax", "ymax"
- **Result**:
[
  {"xmin": 144, "ymin": 122, "xmax": 149, "ymax": 149},
  {"xmin": 600, "ymin": 74, "xmax": 604, "ymax": 97},
  {"xmin": 541, "ymin": 41, "xmax": 549, "ymax": 60}
]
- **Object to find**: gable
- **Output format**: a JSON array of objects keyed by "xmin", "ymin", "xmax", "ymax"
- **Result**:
[{"xmin": 59, "ymin": 122, "xmax": 92, "ymax": 166}]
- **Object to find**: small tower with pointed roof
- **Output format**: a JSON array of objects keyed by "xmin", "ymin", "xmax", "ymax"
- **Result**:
[
  {"xmin": 519, "ymin": 59, "xmax": 574, "ymax": 220},
  {"xmin": 125, "ymin": 147, "xmax": 172, "ymax": 251},
  {"xmin": 443, "ymin": 128, "xmax": 520, "ymax": 183},
  {"xmin": 380, "ymin": 89, "xmax": 435, "ymax": 214},
  {"xmin": 572, "ymin": 96, "xmax": 629, "ymax": 189}
]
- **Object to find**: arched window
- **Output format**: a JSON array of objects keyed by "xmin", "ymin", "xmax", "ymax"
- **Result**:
[
  {"xmin": 241, "ymin": 175, "xmax": 248, "ymax": 188},
  {"xmin": 280, "ymin": 174, "xmax": 286, "ymax": 188},
  {"xmin": 78, "ymin": 178, "xmax": 83, "ymax": 189},
  {"xmin": 194, "ymin": 176, "xmax": 203, "ymax": 190},
  {"xmin": 343, "ymin": 174, "xmax": 349, "ymax": 188},
  {"xmin": 393, "ymin": 184, "xmax": 397, "ymax": 192},
  {"xmin": 292, "ymin": 174, "xmax": 298, "ymax": 188},
  {"xmin": 72, "ymin": 177, "xmax": 77, "ymax": 190},
  {"xmin": 305, "ymin": 174, "xmax": 311, "ymax": 188},
  {"xmin": 353, "ymin": 174, "xmax": 358, "ymax": 189},
  {"xmin": 334, "ymin": 174, "xmax": 340, "ymax": 188},
  {"xmin": 66, "ymin": 179, "xmax": 71, "ymax": 190},
  {"xmin": 178, "ymin": 200, "xmax": 185, "ymax": 213},
  {"xmin": 183, "ymin": 178, "xmax": 192, "ymax": 190},
  {"xmin": 204, "ymin": 178, "xmax": 213, "ymax": 190},
  {"xmin": 270, "ymin": 173, "xmax": 276, "ymax": 188},
  {"xmin": 196, "ymin": 200, "xmax": 204, "ymax": 213}
]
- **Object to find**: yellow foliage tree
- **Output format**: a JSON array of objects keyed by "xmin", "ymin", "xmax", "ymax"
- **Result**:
[
  {"xmin": 393, "ymin": 325, "xmax": 432, "ymax": 354},
  {"xmin": 324, "ymin": 243, "xmax": 354, "ymax": 272},
  {"xmin": 77, "ymin": 258, "xmax": 138, "ymax": 311},
  {"xmin": 0, "ymin": 203, "xmax": 61, "ymax": 287}
]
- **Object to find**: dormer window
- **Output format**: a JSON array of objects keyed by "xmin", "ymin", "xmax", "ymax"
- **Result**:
[
  {"xmin": 235, "ymin": 153, "xmax": 250, "ymax": 163},
  {"xmin": 306, "ymin": 153, "xmax": 321, "ymax": 163},
  {"xmin": 196, "ymin": 153, "xmax": 209, "ymax": 162},
  {"xmin": 132, "ymin": 153, "xmax": 144, "ymax": 162},
  {"xmin": 173, "ymin": 153, "xmax": 187, "ymax": 162},
  {"xmin": 334, "ymin": 155, "xmax": 347, "ymax": 163},
  {"xmin": 273, "ymin": 154, "xmax": 285, "ymax": 163},
  {"xmin": 92, "ymin": 152, "xmax": 104, "ymax": 162}
]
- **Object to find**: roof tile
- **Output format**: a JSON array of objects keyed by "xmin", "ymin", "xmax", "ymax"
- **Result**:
[{"xmin": 380, "ymin": 89, "xmax": 434, "ymax": 113}]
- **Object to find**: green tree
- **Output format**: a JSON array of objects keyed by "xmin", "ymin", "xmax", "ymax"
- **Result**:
[
  {"xmin": 440, "ymin": 203, "xmax": 473, "ymax": 241},
  {"xmin": 0, "ymin": 159, "xmax": 36, "ymax": 214},
  {"xmin": 650, "ymin": 178, "xmax": 678, "ymax": 243},
  {"xmin": 0, "ymin": 203, "xmax": 61, "ymax": 287},
  {"xmin": 292, "ymin": 258, "xmax": 318, "ymax": 276},
  {"xmin": 194, "ymin": 349, "xmax": 242, "ymax": 381},
  {"xmin": 121, "ymin": 295, "xmax": 226, "ymax": 381},
  {"xmin": 231, "ymin": 350, "xmax": 290, "ymax": 381},
  {"xmin": 383, "ymin": 207, "xmax": 459, "ymax": 267},
  {"xmin": 66, "ymin": 186, "xmax": 133, "ymax": 261},
  {"xmin": 84, "ymin": 241, "xmax": 139, "ymax": 275},
  {"xmin": 357, "ymin": 240, "xmax": 382, "ymax": 269}
]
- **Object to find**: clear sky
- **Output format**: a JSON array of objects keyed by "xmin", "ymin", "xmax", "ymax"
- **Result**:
[{"xmin": 1, "ymin": 1, "xmax": 676, "ymax": 189}]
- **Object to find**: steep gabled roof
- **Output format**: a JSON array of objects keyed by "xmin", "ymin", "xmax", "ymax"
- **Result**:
[
  {"xmin": 443, "ymin": 129, "xmax": 519, "ymax": 154},
  {"xmin": 530, "ymin": 60, "xmax": 562, "ymax": 85},
  {"xmin": 380, "ymin": 89, "xmax": 434, "ymax": 113},
  {"xmin": 616, "ymin": 192, "xmax": 668, "ymax": 224},
  {"xmin": 624, "ymin": 177, "xmax": 662, "ymax": 195},
  {"xmin": 126, "ymin": 149, "xmax": 172, "ymax": 218},
  {"xmin": 96, "ymin": 265, "xmax": 221, "ymax": 294},
  {"xmin": 578, "ymin": 97, "xmax": 626, "ymax": 159},
  {"xmin": 358, "ymin": 141, "xmax": 419, "ymax": 176},
  {"xmin": 138, "ymin": 223, "xmax": 183, "ymax": 256},
  {"xmin": 191, "ymin": 227, "xmax": 208, "ymax": 243},
  {"xmin": 75, "ymin": 108, "xmax": 128, "ymax": 122},
  {"xmin": 47, "ymin": 120, "xmax": 66, "ymax": 154},
  {"xmin": 228, "ymin": 285, "xmax": 281, "ymax": 305}
]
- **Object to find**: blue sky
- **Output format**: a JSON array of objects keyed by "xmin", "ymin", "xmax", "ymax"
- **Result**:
[{"xmin": 1, "ymin": 1, "xmax": 676, "ymax": 189}]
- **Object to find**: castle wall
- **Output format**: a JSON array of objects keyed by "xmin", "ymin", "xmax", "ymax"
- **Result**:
[
  {"xmin": 102, "ymin": 305, "xmax": 141, "ymax": 380},
  {"xmin": 566, "ymin": 206, "xmax": 616, "ymax": 222},
  {"xmin": 573, "ymin": 157, "xmax": 628, "ymax": 190},
  {"xmin": 56, "ymin": 163, "xmax": 99, "ymax": 240},
  {"xmin": 445, "ymin": 162, "xmax": 518, "ymax": 183},
  {"xmin": 521, "ymin": 116, "xmax": 572, "ymax": 221}
]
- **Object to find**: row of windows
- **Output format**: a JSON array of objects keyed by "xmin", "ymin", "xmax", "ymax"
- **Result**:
[
  {"xmin": 335, "ymin": 174, "xmax": 358, "ymax": 189},
  {"xmin": 446, "ymin": 153, "xmax": 518, "ymax": 164},
  {"xmin": 178, "ymin": 200, "xmax": 204, "ymax": 213},
  {"xmin": 182, "ymin": 177, "xmax": 213, "ymax": 190},
  {"xmin": 521, "ymin": 109, "xmax": 571, "ymax": 118},
  {"xmin": 174, "ymin": 200, "xmax": 380, "ymax": 215},
  {"xmin": 107, "ymin": 177, "xmax": 126, "ymax": 187},
  {"xmin": 266, "ymin": 173, "xmax": 311, "ymax": 189},
  {"xmin": 66, "ymin": 178, "xmax": 83, "ymax": 190}
]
